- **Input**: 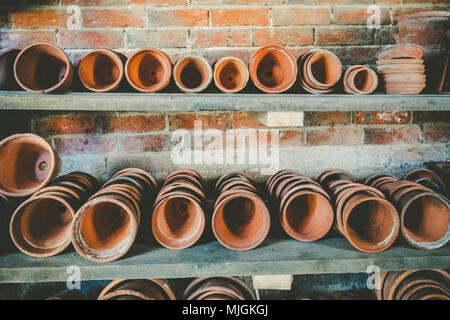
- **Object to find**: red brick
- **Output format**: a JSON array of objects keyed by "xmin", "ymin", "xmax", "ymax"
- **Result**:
[
  {"xmin": 0, "ymin": 31, "xmax": 56, "ymax": 48},
  {"xmin": 375, "ymin": 0, "xmax": 401, "ymax": 3},
  {"xmin": 232, "ymin": 112, "xmax": 266, "ymax": 129},
  {"xmin": 413, "ymin": 111, "xmax": 450, "ymax": 123},
  {"xmin": 393, "ymin": 7, "xmax": 436, "ymax": 23},
  {"xmin": 126, "ymin": 29, "xmax": 187, "ymax": 49},
  {"xmin": 316, "ymin": 0, "xmax": 372, "ymax": 3},
  {"xmin": 58, "ymin": 30, "xmax": 123, "ymax": 49},
  {"xmin": 13, "ymin": 10, "xmax": 67, "ymax": 29},
  {"xmin": 147, "ymin": 9, "xmax": 208, "ymax": 27},
  {"xmin": 272, "ymin": 8, "xmax": 331, "ymax": 26},
  {"xmin": 129, "ymin": 0, "xmax": 185, "ymax": 4},
  {"xmin": 190, "ymin": 29, "xmax": 228, "ymax": 48},
  {"xmin": 170, "ymin": 113, "xmax": 231, "ymax": 130},
  {"xmin": 228, "ymin": 29, "xmax": 252, "ymax": 47},
  {"xmin": 304, "ymin": 112, "xmax": 351, "ymax": 126},
  {"xmin": 120, "ymin": 134, "xmax": 168, "ymax": 152},
  {"xmin": 364, "ymin": 126, "xmax": 420, "ymax": 144},
  {"xmin": 329, "ymin": 46, "xmax": 379, "ymax": 64},
  {"xmin": 62, "ymin": 0, "xmax": 124, "ymax": 4},
  {"xmin": 105, "ymin": 114, "xmax": 166, "ymax": 133},
  {"xmin": 211, "ymin": 8, "xmax": 270, "ymax": 26},
  {"xmin": 55, "ymin": 136, "xmax": 117, "ymax": 155},
  {"xmin": 253, "ymin": 27, "xmax": 314, "ymax": 46},
  {"xmin": 307, "ymin": 127, "xmax": 363, "ymax": 145},
  {"xmin": 82, "ymin": 8, "xmax": 145, "ymax": 28},
  {"xmin": 333, "ymin": 7, "xmax": 391, "ymax": 25},
  {"xmin": 316, "ymin": 27, "xmax": 373, "ymax": 45},
  {"xmin": 353, "ymin": 111, "xmax": 412, "ymax": 125},
  {"xmin": 422, "ymin": 122, "xmax": 450, "ymax": 142},
  {"xmin": 35, "ymin": 115, "xmax": 102, "ymax": 135},
  {"xmin": 280, "ymin": 130, "xmax": 305, "ymax": 147}
]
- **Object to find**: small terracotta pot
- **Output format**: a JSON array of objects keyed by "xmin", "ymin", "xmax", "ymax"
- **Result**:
[
  {"xmin": 214, "ymin": 57, "xmax": 249, "ymax": 94},
  {"xmin": 78, "ymin": 49, "xmax": 126, "ymax": 93},
  {"xmin": 125, "ymin": 48, "xmax": 172, "ymax": 93},
  {"xmin": 14, "ymin": 43, "xmax": 73, "ymax": 93},
  {"xmin": 343, "ymin": 65, "xmax": 378, "ymax": 95},
  {"xmin": 249, "ymin": 45, "xmax": 297, "ymax": 93},
  {"xmin": 173, "ymin": 55, "xmax": 212, "ymax": 93},
  {"xmin": 98, "ymin": 279, "xmax": 176, "ymax": 300},
  {"xmin": 0, "ymin": 48, "xmax": 21, "ymax": 90},
  {"xmin": 0, "ymin": 133, "xmax": 59, "ymax": 197}
]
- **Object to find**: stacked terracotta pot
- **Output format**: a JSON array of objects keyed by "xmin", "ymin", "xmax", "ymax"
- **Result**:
[
  {"xmin": 343, "ymin": 65, "xmax": 378, "ymax": 95},
  {"xmin": 152, "ymin": 169, "xmax": 206, "ymax": 249},
  {"xmin": 267, "ymin": 170, "xmax": 333, "ymax": 242},
  {"xmin": 425, "ymin": 161, "xmax": 450, "ymax": 197},
  {"xmin": 173, "ymin": 56, "xmax": 213, "ymax": 93},
  {"xmin": 403, "ymin": 168, "xmax": 447, "ymax": 195},
  {"xmin": 98, "ymin": 279, "xmax": 176, "ymax": 300},
  {"xmin": 0, "ymin": 48, "xmax": 20, "ymax": 90},
  {"xmin": 319, "ymin": 168, "xmax": 399, "ymax": 253},
  {"xmin": 377, "ymin": 269, "xmax": 449, "ymax": 300},
  {"xmin": 72, "ymin": 168, "xmax": 157, "ymax": 263},
  {"xmin": 0, "ymin": 193, "xmax": 10, "ymax": 250},
  {"xmin": 214, "ymin": 57, "xmax": 249, "ymax": 94},
  {"xmin": 46, "ymin": 289, "xmax": 85, "ymax": 300},
  {"xmin": 298, "ymin": 49, "xmax": 342, "ymax": 94},
  {"xmin": 10, "ymin": 172, "xmax": 98, "ymax": 257},
  {"xmin": 212, "ymin": 172, "xmax": 270, "ymax": 250},
  {"xmin": 367, "ymin": 173, "xmax": 450, "ymax": 250},
  {"xmin": 376, "ymin": 44, "xmax": 426, "ymax": 94},
  {"xmin": 183, "ymin": 277, "xmax": 256, "ymax": 300}
]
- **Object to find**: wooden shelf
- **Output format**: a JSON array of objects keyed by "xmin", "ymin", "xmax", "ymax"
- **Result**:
[
  {"xmin": 1, "ymin": 238, "xmax": 449, "ymax": 283},
  {"xmin": 0, "ymin": 91, "xmax": 449, "ymax": 112}
]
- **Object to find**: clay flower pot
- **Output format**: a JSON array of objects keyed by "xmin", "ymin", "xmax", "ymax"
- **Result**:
[
  {"xmin": 343, "ymin": 65, "xmax": 378, "ymax": 95},
  {"xmin": 0, "ymin": 133, "xmax": 59, "ymax": 197},
  {"xmin": 214, "ymin": 57, "xmax": 249, "ymax": 94},
  {"xmin": 98, "ymin": 279, "xmax": 176, "ymax": 300},
  {"xmin": 125, "ymin": 48, "xmax": 172, "ymax": 93},
  {"xmin": 183, "ymin": 277, "xmax": 256, "ymax": 300},
  {"xmin": 78, "ymin": 49, "xmax": 126, "ymax": 93},
  {"xmin": 173, "ymin": 55, "xmax": 212, "ymax": 93},
  {"xmin": 249, "ymin": 45, "xmax": 297, "ymax": 93},
  {"xmin": 14, "ymin": 43, "xmax": 73, "ymax": 93},
  {"xmin": 0, "ymin": 48, "xmax": 21, "ymax": 90}
]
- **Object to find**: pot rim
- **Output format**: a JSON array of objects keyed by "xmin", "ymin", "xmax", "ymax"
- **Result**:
[
  {"xmin": 213, "ymin": 56, "xmax": 249, "ymax": 94},
  {"xmin": 173, "ymin": 55, "xmax": 213, "ymax": 93}
]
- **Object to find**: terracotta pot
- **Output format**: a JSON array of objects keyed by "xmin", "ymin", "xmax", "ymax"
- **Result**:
[
  {"xmin": 78, "ymin": 49, "xmax": 126, "ymax": 93},
  {"xmin": 403, "ymin": 168, "xmax": 446, "ymax": 194},
  {"xmin": 377, "ymin": 44, "xmax": 425, "ymax": 60},
  {"xmin": 249, "ymin": 45, "xmax": 297, "ymax": 93},
  {"xmin": 14, "ymin": 43, "xmax": 73, "ymax": 93},
  {"xmin": 98, "ymin": 279, "xmax": 175, "ymax": 300},
  {"xmin": 0, "ymin": 48, "xmax": 21, "ymax": 90},
  {"xmin": 173, "ymin": 55, "xmax": 212, "ymax": 93},
  {"xmin": 0, "ymin": 133, "xmax": 59, "ymax": 197},
  {"xmin": 125, "ymin": 48, "xmax": 172, "ymax": 93},
  {"xmin": 183, "ymin": 277, "xmax": 256, "ymax": 300},
  {"xmin": 214, "ymin": 57, "xmax": 249, "ymax": 94},
  {"xmin": 305, "ymin": 50, "xmax": 342, "ymax": 88},
  {"xmin": 343, "ymin": 65, "xmax": 378, "ymax": 95},
  {"xmin": 46, "ymin": 289, "xmax": 85, "ymax": 300},
  {"xmin": 365, "ymin": 173, "xmax": 397, "ymax": 186}
]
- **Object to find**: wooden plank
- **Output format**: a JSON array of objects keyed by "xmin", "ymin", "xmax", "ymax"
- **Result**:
[
  {"xmin": 0, "ymin": 91, "xmax": 449, "ymax": 112},
  {"xmin": 1, "ymin": 238, "xmax": 449, "ymax": 283}
]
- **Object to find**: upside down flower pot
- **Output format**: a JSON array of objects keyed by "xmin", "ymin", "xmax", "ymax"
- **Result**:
[
  {"xmin": 0, "ymin": 48, "xmax": 21, "ymax": 90},
  {"xmin": 125, "ymin": 48, "xmax": 172, "ymax": 93},
  {"xmin": 214, "ymin": 57, "xmax": 249, "ymax": 94},
  {"xmin": 173, "ymin": 55, "xmax": 212, "ymax": 93},
  {"xmin": 14, "ymin": 43, "xmax": 73, "ymax": 93},
  {"xmin": 249, "ymin": 45, "xmax": 297, "ymax": 93},
  {"xmin": 0, "ymin": 133, "xmax": 59, "ymax": 197},
  {"xmin": 78, "ymin": 49, "xmax": 126, "ymax": 93}
]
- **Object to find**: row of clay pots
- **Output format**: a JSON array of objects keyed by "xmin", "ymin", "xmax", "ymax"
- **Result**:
[
  {"xmin": 72, "ymin": 168, "xmax": 157, "ymax": 263},
  {"xmin": 9, "ymin": 172, "xmax": 98, "ymax": 257},
  {"xmin": 98, "ymin": 279, "xmax": 176, "ymax": 300},
  {"xmin": 367, "ymin": 173, "xmax": 450, "ymax": 250},
  {"xmin": 212, "ymin": 172, "xmax": 270, "ymax": 250},
  {"xmin": 183, "ymin": 277, "xmax": 256, "ymax": 300},
  {"xmin": 266, "ymin": 170, "xmax": 333, "ymax": 241},
  {"xmin": 152, "ymin": 169, "xmax": 206, "ymax": 249},
  {"xmin": 377, "ymin": 269, "xmax": 449, "ymax": 300},
  {"xmin": 343, "ymin": 65, "xmax": 378, "ymax": 95},
  {"xmin": 0, "ymin": 133, "xmax": 60, "ymax": 198},
  {"xmin": 319, "ymin": 168, "xmax": 400, "ymax": 253}
]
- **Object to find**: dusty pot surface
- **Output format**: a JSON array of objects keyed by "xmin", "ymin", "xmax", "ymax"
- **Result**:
[
  {"xmin": 125, "ymin": 48, "xmax": 172, "ymax": 93},
  {"xmin": 0, "ymin": 48, "xmax": 21, "ymax": 90},
  {"xmin": 173, "ymin": 55, "xmax": 212, "ymax": 93},
  {"xmin": 249, "ymin": 45, "xmax": 297, "ymax": 93},
  {"xmin": 214, "ymin": 57, "xmax": 249, "ymax": 94},
  {"xmin": 14, "ymin": 43, "xmax": 73, "ymax": 93},
  {"xmin": 0, "ymin": 133, "xmax": 59, "ymax": 197},
  {"xmin": 78, "ymin": 49, "xmax": 126, "ymax": 93}
]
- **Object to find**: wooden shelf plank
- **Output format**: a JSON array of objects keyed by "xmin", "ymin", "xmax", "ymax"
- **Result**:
[
  {"xmin": 1, "ymin": 238, "xmax": 449, "ymax": 283},
  {"xmin": 0, "ymin": 91, "xmax": 449, "ymax": 112}
]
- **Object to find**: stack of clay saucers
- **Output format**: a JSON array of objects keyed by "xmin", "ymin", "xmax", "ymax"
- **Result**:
[
  {"xmin": 10, "ymin": 172, "xmax": 99, "ymax": 258},
  {"xmin": 152, "ymin": 169, "xmax": 206, "ymax": 250},
  {"xmin": 72, "ymin": 168, "xmax": 157, "ymax": 263},
  {"xmin": 183, "ymin": 277, "xmax": 256, "ymax": 300},
  {"xmin": 266, "ymin": 170, "xmax": 333, "ymax": 242},
  {"xmin": 212, "ymin": 172, "xmax": 270, "ymax": 251},
  {"xmin": 376, "ymin": 44, "xmax": 426, "ymax": 94}
]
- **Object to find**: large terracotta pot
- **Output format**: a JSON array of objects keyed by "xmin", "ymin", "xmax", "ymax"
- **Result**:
[
  {"xmin": 78, "ymin": 49, "xmax": 126, "ymax": 93},
  {"xmin": 14, "ymin": 43, "xmax": 73, "ymax": 93},
  {"xmin": 125, "ymin": 48, "xmax": 172, "ymax": 93},
  {"xmin": 0, "ymin": 48, "xmax": 21, "ymax": 90},
  {"xmin": 249, "ymin": 45, "xmax": 297, "ymax": 93},
  {"xmin": 214, "ymin": 57, "xmax": 249, "ymax": 94},
  {"xmin": 0, "ymin": 133, "xmax": 59, "ymax": 197},
  {"xmin": 173, "ymin": 55, "xmax": 212, "ymax": 93},
  {"xmin": 98, "ymin": 279, "xmax": 176, "ymax": 300}
]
